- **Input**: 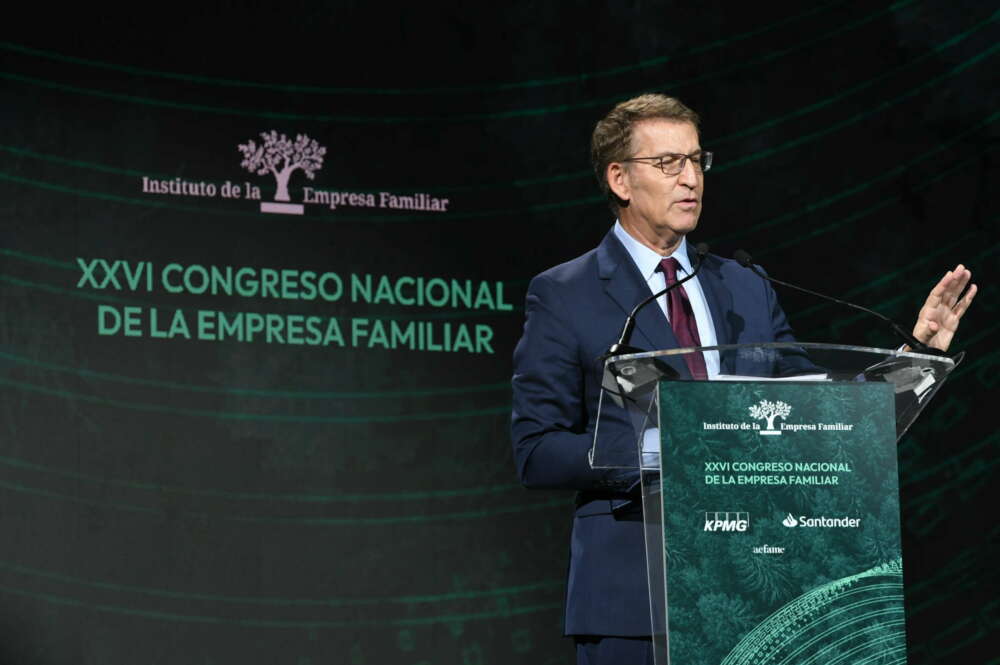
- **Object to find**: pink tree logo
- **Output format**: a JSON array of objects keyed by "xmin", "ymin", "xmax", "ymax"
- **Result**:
[{"xmin": 238, "ymin": 131, "xmax": 325, "ymax": 213}]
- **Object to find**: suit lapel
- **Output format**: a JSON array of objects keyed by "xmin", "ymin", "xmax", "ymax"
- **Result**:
[{"xmin": 597, "ymin": 230, "xmax": 690, "ymax": 378}]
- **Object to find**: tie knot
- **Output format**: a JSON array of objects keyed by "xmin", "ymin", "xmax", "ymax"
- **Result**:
[{"xmin": 659, "ymin": 257, "xmax": 682, "ymax": 284}]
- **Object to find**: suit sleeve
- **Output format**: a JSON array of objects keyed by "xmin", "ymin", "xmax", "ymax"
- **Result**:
[{"xmin": 510, "ymin": 274, "xmax": 635, "ymax": 491}]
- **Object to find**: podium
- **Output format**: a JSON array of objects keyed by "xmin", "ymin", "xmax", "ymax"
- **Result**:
[{"xmin": 592, "ymin": 342, "xmax": 961, "ymax": 665}]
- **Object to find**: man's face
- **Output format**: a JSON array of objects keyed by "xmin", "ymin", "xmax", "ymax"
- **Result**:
[{"xmin": 616, "ymin": 119, "xmax": 704, "ymax": 243}]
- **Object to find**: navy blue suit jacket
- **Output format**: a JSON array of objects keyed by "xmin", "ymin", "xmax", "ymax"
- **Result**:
[{"xmin": 511, "ymin": 228, "xmax": 802, "ymax": 637}]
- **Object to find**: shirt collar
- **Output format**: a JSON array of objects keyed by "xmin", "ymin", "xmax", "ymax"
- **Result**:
[{"xmin": 613, "ymin": 221, "xmax": 692, "ymax": 280}]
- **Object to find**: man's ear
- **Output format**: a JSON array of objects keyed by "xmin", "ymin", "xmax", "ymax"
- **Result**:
[{"xmin": 607, "ymin": 162, "xmax": 630, "ymax": 206}]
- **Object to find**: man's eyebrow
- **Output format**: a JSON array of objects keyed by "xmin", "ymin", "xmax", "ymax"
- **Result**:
[{"xmin": 653, "ymin": 150, "xmax": 699, "ymax": 159}]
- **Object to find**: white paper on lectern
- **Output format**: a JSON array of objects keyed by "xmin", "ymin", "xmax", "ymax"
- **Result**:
[{"xmin": 712, "ymin": 373, "xmax": 829, "ymax": 382}]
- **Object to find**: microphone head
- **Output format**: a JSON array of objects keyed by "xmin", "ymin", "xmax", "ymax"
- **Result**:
[
  {"xmin": 733, "ymin": 249, "xmax": 754, "ymax": 268},
  {"xmin": 694, "ymin": 242, "xmax": 710, "ymax": 257}
]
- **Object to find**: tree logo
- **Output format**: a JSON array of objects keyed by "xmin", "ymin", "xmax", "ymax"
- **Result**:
[
  {"xmin": 748, "ymin": 399, "xmax": 792, "ymax": 435},
  {"xmin": 238, "ymin": 131, "xmax": 326, "ymax": 215}
]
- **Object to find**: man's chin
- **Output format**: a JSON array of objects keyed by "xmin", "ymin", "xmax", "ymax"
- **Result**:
[{"xmin": 667, "ymin": 214, "xmax": 700, "ymax": 236}]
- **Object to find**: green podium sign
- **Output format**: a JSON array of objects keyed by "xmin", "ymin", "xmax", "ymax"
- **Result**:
[{"xmin": 658, "ymin": 380, "xmax": 906, "ymax": 665}]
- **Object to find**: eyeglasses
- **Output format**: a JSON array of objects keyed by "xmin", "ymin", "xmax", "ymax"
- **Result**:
[{"xmin": 622, "ymin": 150, "xmax": 713, "ymax": 176}]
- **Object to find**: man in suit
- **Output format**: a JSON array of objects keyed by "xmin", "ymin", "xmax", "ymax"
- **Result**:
[{"xmin": 510, "ymin": 94, "xmax": 976, "ymax": 664}]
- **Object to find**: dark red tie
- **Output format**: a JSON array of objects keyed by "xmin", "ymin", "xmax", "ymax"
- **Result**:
[{"xmin": 659, "ymin": 257, "xmax": 708, "ymax": 380}]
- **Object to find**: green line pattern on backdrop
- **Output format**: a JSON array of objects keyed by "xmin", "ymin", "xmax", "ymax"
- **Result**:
[
  {"xmin": 0, "ymin": 349, "xmax": 509, "ymax": 399},
  {"xmin": 0, "ymin": 582, "xmax": 561, "ymax": 628},
  {"xmin": 0, "ymin": 558, "xmax": 562, "ymax": 607},
  {"xmin": 4, "ymin": 7, "xmax": 995, "ymax": 193},
  {"xmin": 0, "ymin": 1, "xmax": 920, "ymax": 122},
  {"xmin": 0, "ymin": 452, "xmax": 521, "ymax": 502},
  {"xmin": 0, "ymin": 2, "xmax": 848, "ymax": 95},
  {"xmin": 0, "ymin": 375, "xmax": 512, "ymax": 424},
  {"xmin": 0, "ymin": 476, "xmax": 568, "ymax": 525}
]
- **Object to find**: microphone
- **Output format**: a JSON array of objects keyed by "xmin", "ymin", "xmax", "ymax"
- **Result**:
[
  {"xmin": 606, "ymin": 242, "xmax": 710, "ymax": 357},
  {"xmin": 733, "ymin": 249, "xmax": 944, "ymax": 356}
]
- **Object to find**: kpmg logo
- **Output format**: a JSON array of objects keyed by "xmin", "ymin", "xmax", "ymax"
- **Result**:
[
  {"xmin": 749, "ymin": 399, "xmax": 792, "ymax": 436},
  {"xmin": 704, "ymin": 511, "xmax": 749, "ymax": 532},
  {"xmin": 238, "ymin": 131, "xmax": 326, "ymax": 215},
  {"xmin": 782, "ymin": 513, "xmax": 861, "ymax": 528}
]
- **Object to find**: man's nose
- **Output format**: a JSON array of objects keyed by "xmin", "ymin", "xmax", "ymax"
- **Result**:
[{"xmin": 677, "ymin": 157, "xmax": 700, "ymax": 187}]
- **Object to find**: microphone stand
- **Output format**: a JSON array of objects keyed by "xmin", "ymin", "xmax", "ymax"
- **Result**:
[{"xmin": 733, "ymin": 249, "xmax": 945, "ymax": 357}]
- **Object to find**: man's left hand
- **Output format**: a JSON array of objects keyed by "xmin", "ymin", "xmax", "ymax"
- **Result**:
[{"xmin": 911, "ymin": 264, "xmax": 977, "ymax": 352}]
